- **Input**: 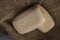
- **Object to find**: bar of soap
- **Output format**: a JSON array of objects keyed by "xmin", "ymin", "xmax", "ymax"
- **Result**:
[
  {"xmin": 12, "ymin": 5, "xmax": 55, "ymax": 34},
  {"xmin": 37, "ymin": 5, "xmax": 55, "ymax": 33}
]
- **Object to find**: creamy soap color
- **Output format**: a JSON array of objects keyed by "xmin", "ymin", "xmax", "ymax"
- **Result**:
[{"xmin": 12, "ymin": 4, "xmax": 55, "ymax": 34}]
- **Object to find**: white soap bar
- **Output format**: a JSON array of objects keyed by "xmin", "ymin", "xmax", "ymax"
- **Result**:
[
  {"xmin": 37, "ymin": 5, "xmax": 55, "ymax": 33},
  {"xmin": 13, "ymin": 6, "xmax": 45, "ymax": 34},
  {"xmin": 12, "ymin": 5, "xmax": 55, "ymax": 34}
]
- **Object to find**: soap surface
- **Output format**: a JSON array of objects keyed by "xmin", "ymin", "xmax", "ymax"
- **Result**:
[
  {"xmin": 37, "ymin": 5, "xmax": 55, "ymax": 33},
  {"xmin": 12, "ymin": 5, "xmax": 55, "ymax": 34},
  {"xmin": 13, "ymin": 6, "xmax": 45, "ymax": 34}
]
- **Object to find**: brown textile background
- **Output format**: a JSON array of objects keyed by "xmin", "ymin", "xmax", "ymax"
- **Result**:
[{"xmin": 0, "ymin": 0, "xmax": 60, "ymax": 40}]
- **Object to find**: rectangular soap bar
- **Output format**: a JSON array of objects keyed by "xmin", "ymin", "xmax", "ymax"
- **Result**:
[
  {"xmin": 12, "ymin": 5, "xmax": 45, "ymax": 34},
  {"xmin": 12, "ymin": 4, "xmax": 55, "ymax": 34},
  {"xmin": 37, "ymin": 5, "xmax": 55, "ymax": 33}
]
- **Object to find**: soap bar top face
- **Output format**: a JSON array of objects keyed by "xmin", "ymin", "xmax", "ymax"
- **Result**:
[{"xmin": 12, "ymin": 5, "xmax": 45, "ymax": 34}]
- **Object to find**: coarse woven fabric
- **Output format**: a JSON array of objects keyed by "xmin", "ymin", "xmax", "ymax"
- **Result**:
[{"xmin": 0, "ymin": 0, "xmax": 60, "ymax": 40}]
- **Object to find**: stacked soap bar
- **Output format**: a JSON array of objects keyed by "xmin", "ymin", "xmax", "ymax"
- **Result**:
[{"xmin": 12, "ymin": 4, "xmax": 55, "ymax": 34}]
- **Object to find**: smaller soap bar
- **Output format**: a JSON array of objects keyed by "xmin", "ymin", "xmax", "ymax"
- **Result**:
[{"xmin": 37, "ymin": 5, "xmax": 55, "ymax": 33}]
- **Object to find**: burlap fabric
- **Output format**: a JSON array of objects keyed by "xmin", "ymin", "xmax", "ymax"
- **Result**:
[{"xmin": 0, "ymin": 0, "xmax": 60, "ymax": 40}]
